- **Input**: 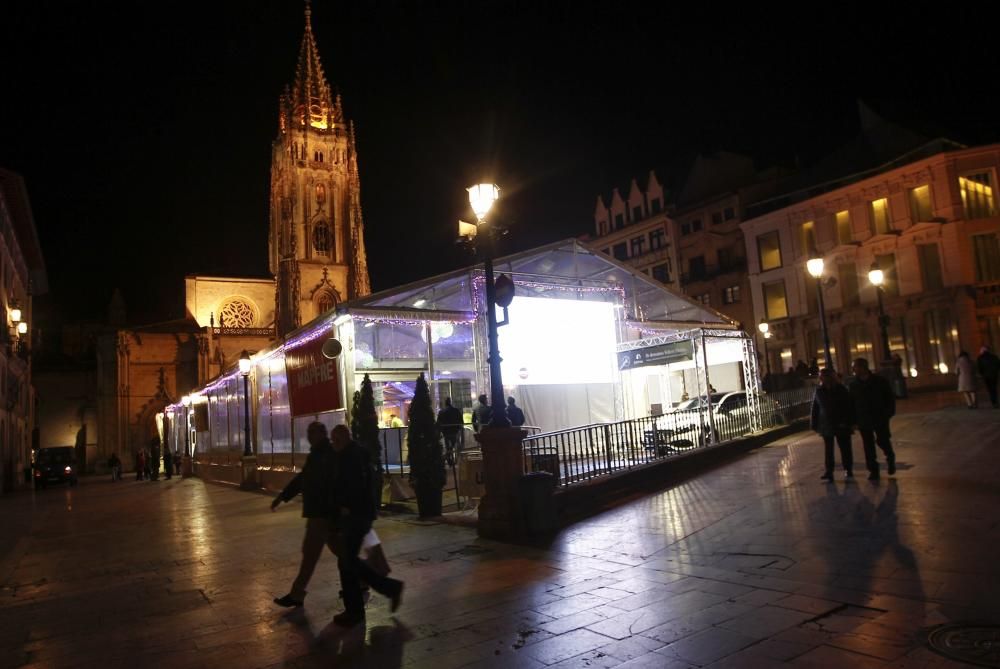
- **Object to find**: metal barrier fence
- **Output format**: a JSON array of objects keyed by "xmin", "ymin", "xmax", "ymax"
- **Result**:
[{"xmin": 522, "ymin": 386, "xmax": 816, "ymax": 487}]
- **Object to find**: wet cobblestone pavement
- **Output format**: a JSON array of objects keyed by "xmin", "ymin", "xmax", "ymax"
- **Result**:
[{"xmin": 1, "ymin": 404, "xmax": 997, "ymax": 668}]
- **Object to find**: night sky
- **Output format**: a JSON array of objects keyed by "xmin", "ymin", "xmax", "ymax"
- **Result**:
[{"xmin": 3, "ymin": 2, "xmax": 999, "ymax": 332}]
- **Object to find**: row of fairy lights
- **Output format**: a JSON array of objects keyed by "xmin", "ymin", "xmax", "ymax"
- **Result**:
[{"xmin": 167, "ymin": 280, "xmax": 675, "ymax": 412}]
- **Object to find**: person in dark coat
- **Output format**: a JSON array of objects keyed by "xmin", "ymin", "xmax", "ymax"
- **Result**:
[
  {"xmin": 436, "ymin": 397, "xmax": 463, "ymax": 466},
  {"xmin": 329, "ymin": 424, "xmax": 403, "ymax": 628},
  {"xmin": 848, "ymin": 358, "xmax": 896, "ymax": 480},
  {"xmin": 472, "ymin": 394, "xmax": 492, "ymax": 432},
  {"xmin": 148, "ymin": 437, "xmax": 160, "ymax": 481},
  {"xmin": 506, "ymin": 397, "xmax": 526, "ymax": 427},
  {"xmin": 977, "ymin": 346, "xmax": 1000, "ymax": 409},
  {"xmin": 811, "ymin": 367, "xmax": 855, "ymax": 481},
  {"xmin": 108, "ymin": 453, "xmax": 121, "ymax": 482},
  {"xmin": 174, "ymin": 450, "xmax": 182, "ymax": 475},
  {"xmin": 271, "ymin": 421, "xmax": 340, "ymax": 608},
  {"xmin": 135, "ymin": 449, "xmax": 146, "ymax": 481},
  {"xmin": 162, "ymin": 448, "xmax": 173, "ymax": 480}
]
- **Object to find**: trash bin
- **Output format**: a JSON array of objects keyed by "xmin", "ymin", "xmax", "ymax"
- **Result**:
[{"xmin": 519, "ymin": 471, "xmax": 557, "ymax": 535}]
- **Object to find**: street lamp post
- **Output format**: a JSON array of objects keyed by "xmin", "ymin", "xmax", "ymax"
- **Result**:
[
  {"xmin": 868, "ymin": 262, "xmax": 906, "ymax": 397},
  {"xmin": 807, "ymin": 257, "xmax": 834, "ymax": 371},
  {"xmin": 239, "ymin": 350, "xmax": 253, "ymax": 457},
  {"xmin": 757, "ymin": 320, "xmax": 772, "ymax": 384},
  {"xmin": 467, "ymin": 183, "xmax": 511, "ymax": 428}
]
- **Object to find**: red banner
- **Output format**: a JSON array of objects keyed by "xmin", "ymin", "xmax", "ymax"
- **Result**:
[{"xmin": 285, "ymin": 331, "xmax": 343, "ymax": 417}]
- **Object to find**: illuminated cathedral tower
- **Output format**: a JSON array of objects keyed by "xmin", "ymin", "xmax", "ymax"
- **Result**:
[{"xmin": 270, "ymin": 2, "xmax": 370, "ymax": 336}]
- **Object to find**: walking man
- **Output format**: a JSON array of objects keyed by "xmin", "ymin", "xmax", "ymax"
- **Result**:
[
  {"xmin": 849, "ymin": 358, "xmax": 896, "ymax": 481},
  {"xmin": 329, "ymin": 424, "xmax": 403, "ymax": 628},
  {"xmin": 436, "ymin": 397, "xmax": 463, "ymax": 466},
  {"xmin": 271, "ymin": 421, "xmax": 339, "ymax": 608},
  {"xmin": 811, "ymin": 367, "xmax": 855, "ymax": 481},
  {"xmin": 977, "ymin": 346, "xmax": 1000, "ymax": 409}
]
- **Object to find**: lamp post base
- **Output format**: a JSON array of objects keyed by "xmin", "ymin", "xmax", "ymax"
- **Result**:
[
  {"xmin": 475, "ymin": 427, "xmax": 527, "ymax": 540},
  {"xmin": 240, "ymin": 455, "xmax": 259, "ymax": 491},
  {"xmin": 182, "ymin": 455, "xmax": 194, "ymax": 478}
]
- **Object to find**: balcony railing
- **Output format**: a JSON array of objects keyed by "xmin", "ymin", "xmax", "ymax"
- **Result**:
[{"xmin": 211, "ymin": 327, "xmax": 275, "ymax": 337}]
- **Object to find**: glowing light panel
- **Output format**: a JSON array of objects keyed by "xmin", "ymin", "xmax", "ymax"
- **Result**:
[{"xmin": 498, "ymin": 296, "xmax": 616, "ymax": 385}]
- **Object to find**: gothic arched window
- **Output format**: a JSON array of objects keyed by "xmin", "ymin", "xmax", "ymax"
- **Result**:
[
  {"xmin": 317, "ymin": 292, "xmax": 336, "ymax": 315},
  {"xmin": 313, "ymin": 221, "xmax": 331, "ymax": 255}
]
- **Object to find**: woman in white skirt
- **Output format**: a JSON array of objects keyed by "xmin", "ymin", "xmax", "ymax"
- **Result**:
[{"xmin": 956, "ymin": 351, "xmax": 977, "ymax": 409}]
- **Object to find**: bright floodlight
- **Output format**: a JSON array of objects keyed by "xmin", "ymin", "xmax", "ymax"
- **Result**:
[
  {"xmin": 468, "ymin": 183, "xmax": 499, "ymax": 221},
  {"xmin": 868, "ymin": 265, "xmax": 884, "ymax": 286},
  {"xmin": 758, "ymin": 320, "xmax": 769, "ymax": 335},
  {"xmin": 239, "ymin": 350, "xmax": 252, "ymax": 376},
  {"xmin": 806, "ymin": 257, "xmax": 825, "ymax": 278},
  {"xmin": 10, "ymin": 307, "xmax": 21, "ymax": 323},
  {"xmin": 17, "ymin": 322, "xmax": 27, "ymax": 335}
]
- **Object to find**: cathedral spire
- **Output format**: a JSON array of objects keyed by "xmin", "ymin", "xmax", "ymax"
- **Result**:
[{"xmin": 286, "ymin": 0, "xmax": 342, "ymax": 131}]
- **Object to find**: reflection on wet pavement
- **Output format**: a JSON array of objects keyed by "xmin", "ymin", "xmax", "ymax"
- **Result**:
[{"xmin": 0, "ymin": 405, "xmax": 996, "ymax": 667}]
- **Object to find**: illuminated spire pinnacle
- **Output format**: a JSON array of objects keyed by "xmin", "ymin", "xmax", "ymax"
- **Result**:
[{"xmin": 284, "ymin": 0, "xmax": 342, "ymax": 130}]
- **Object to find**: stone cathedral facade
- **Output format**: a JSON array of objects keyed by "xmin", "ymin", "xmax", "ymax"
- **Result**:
[
  {"xmin": 38, "ymin": 4, "xmax": 370, "ymax": 472},
  {"xmin": 270, "ymin": 3, "xmax": 370, "ymax": 335}
]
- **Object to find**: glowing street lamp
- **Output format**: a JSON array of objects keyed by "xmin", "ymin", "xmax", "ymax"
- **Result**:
[
  {"xmin": 757, "ymin": 320, "xmax": 772, "ymax": 380},
  {"xmin": 807, "ymin": 257, "xmax": 834, "ymax": 370},
  {"xmin": 239, "ymin": 350, "xmax": 253, "ymax": 457},
  {"xmin": 10, "ymin": 306, "xmax": 22, "ymax": 323},
  {"xmin": 466, "ymin": 183, "xmax": 510, "ymax": 428}
]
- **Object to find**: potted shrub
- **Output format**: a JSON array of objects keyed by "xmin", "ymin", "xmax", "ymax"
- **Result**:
[
  {"xmin": 355, "ymin": 374, "xmax": 382, "ymax": 510},
  {"xmin": 407, "ymin": 373, "xmax": 444, "ymax": 517}
]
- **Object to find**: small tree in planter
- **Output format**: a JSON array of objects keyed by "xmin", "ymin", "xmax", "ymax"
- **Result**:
[
  {"xmin": 407, "ymin": 373, "xmax": 444, "ymax": 517},
  {"xmin": 356, "ymin": 375, "xmax": 382, "ymax": 511},
  {"xmin": 350, "ymin": 390, "xmax": 361, "ymax": 438}
]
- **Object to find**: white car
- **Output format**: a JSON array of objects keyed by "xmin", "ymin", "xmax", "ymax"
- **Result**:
[{"xmin": 645, "ymin": 391, "xmax": 782, "ymax": 453}]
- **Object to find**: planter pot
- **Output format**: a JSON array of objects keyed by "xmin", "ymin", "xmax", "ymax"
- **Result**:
[{"xmin": 416, "ymin": 485, "xmax": 443, "ymax": 518}]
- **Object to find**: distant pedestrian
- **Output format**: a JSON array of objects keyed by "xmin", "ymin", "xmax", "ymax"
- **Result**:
[
  {"xmin": 271, "ymin": 421, "xmax": 340, "ymax": 608},
  {"xmin": 811, "ymin": 367, "xmax": 855, "ymax": 481},
  {"xmin": 957, "ymin": 351, "xmax": 977, "ymax": 409},
  {"xmin": 808, "ymin": 358, "xmax": 820, "ymax": 377},
  {"xmin": 135, "ymin": 449, "xmax": 146, "ymax": 481},
  {"xmin": 108, "ymin": 453, "xmax": 121, "ymax": 482},
  {"xmin": 174, "ymin": 450, "xmax": 182, "ymax": 475},
  {"xmin": 977, "ymin": 346, "xmax": 1000, "ymax": 409},
  {"xmin": 436, "ymin": 398, "xmax": 463, "ymax": 466},
  {"xmin": 795, "ymin": 360, "xmax": 809, "ymax": 378},
  {"xmin": 506, "ymin": 397, "xmax": 525, "ymax": 427},
  {"xmin": 389, "ymin": 415, "xmax": 404, "ymax": 428},
  {"xmin": 329, "ymin": 424, "xmax": 403, "ymax": 628},
  {"xmin": 472, "ymin": 394, "xmax": 492, "ymax": 432},
  {"xmin": 163, "ymin": 449, "xmax": 173, "ymax": 480},
  {"xmin": 149, "ymin": 437, "xmax": 160, "ymax": 481},
  {"xmin": 848, "ymin": 358, "xmax": 896, "ymax": 481}
]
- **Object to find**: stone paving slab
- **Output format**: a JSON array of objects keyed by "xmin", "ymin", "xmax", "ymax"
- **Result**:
[{"xmin": 1, "ymin": 404, "xmax": 997, "ymax": 667}]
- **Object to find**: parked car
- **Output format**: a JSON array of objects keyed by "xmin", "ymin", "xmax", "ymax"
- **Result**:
[
  {"xmin": 33, "ymin": 446, "xmax": 79, "ymax": 489},
  {"xmin": 645, "ymin": 391, "xmax": 783, "ymax": 453}
]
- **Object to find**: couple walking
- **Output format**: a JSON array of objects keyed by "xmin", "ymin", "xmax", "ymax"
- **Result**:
[
  {"xmin": 271, "ymin": 422, "xmax": 403, "ymax": 628},
  {"xmin": 811, "ymin": 358, "xmax": 897, "ymax": 482}
]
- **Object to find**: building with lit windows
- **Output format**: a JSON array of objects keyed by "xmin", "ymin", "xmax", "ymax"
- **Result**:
[
  {"xmin": 589, "ymin": 171, "xmax": 680, "ymax": 292},
  {"xmin": 0, "ymin": 168, "xmax": 48, "ymax": 493},
  {"xmin": 741, "ymin": 120, "xmax": 1000, "ymax": 387}
]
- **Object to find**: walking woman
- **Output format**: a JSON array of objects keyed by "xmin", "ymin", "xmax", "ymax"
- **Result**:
[{"xmin": 957, "ymin": 351, "xmax": 977, "ymax": 409}]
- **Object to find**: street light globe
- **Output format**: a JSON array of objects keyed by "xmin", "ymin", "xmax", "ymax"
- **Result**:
[
  {"xmin": 806, "ymin": 258, "xmax": 825, "ymax": 278},
  {"xmin": 468, "ymin": 183, "xmax": 499, "ymax": 222},
  {"xmin": 868, "ymin": 266, "xmax": 884, "ymax": 286},
  {"xmin": 757, "ymin": 321, "xmax": 769, "ymax": 335},
  {"xmin": 238, "ymin": 350, "xmax": 252, "ymax": 376},
  {"xmin": 17, "ymin": 322, "xmax": 27, "ymax": 335},
  {"xmin": 10, "ymin": 307, "xmax": 21, "ymax": 323}
]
